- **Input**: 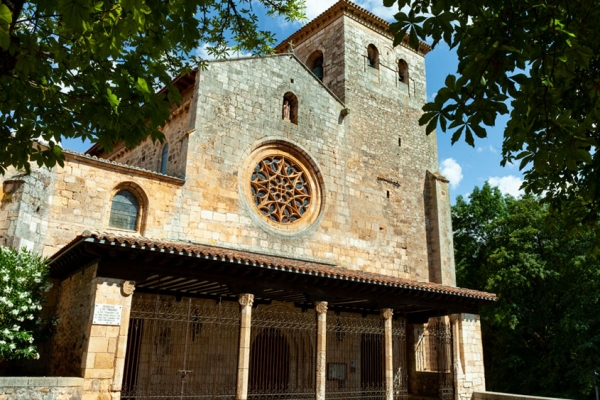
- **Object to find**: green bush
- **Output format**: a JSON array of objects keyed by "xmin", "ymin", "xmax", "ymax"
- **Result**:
[{"xmin": 0, "ymin": 246, "xmax": 52, "ymax": 360}]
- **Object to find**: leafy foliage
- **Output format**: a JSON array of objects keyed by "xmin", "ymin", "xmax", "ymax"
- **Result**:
[
  {"xmin": 0, "ymin": 0, "xmax": 305, "ymax": 173},
  {"xmin": 453, "ymin": 184, "xmax": 600, "ymax": 399},
  {"xmin": 386, "ymin": 0, "xmax": 600, "ymax": 238},
  {"xmin": 0, "ymin": 247, "xmax": 53, "ymax": 361}
]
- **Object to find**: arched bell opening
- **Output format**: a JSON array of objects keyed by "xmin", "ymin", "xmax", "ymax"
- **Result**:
[
  {"xmin": 367, "ymin": 44, "xmax": 379, "ymax": 69},
  {"xmin": 398, "ymin": 59, "xmax": 409, "ymax": 84},
  {"xmin": 307, "ymin": 50, "xmax": 324, "ymax": 81}
]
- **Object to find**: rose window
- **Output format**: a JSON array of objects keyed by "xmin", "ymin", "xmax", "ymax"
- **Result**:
[{"xmin": 250, "ymin": 155, "xmax": 311, "ymax": 224}]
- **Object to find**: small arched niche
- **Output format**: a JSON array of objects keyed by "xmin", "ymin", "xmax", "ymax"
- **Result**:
[
  {"xmin": 367, "ymin": 44, "xmax": 379, "ymax": 69},
  {"xmin": 282, "ymin": 92, "xmax": 298, "ymax": 124},
  {"xmin": 306, "ymin": 50, "xmax": 324, "ymax": 81},
  {"xmin": 398, "ymin": 59, "xmax": 409, "ymax": 84}
]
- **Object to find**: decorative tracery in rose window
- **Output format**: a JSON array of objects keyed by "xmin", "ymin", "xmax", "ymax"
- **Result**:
[{"xmin": 250, "ymin": 155, "xmax": 311, "ymax": 223}]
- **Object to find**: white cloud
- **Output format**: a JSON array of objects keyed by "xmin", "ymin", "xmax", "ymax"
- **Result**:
[
  {"xmin": 487, "ymin": 175, "xmax": 524, "ymax": 197},
  {"xmin": 477, "ymin": 147, "xmax": 484, "ymax": 153},
  {"xmin": 304, "ymin": 0, "xmax": 337, "ymax": 20},
  {"xmin": 488, "ymin": 145, "xmax": 497, "ymax": 153},
  {"xmin": 355, "ymin": 0, "xmax": 399, "ymax": 20},
  {"xmin": 440, "ymin": 158, "xmax": 463, "ymax": 189}
]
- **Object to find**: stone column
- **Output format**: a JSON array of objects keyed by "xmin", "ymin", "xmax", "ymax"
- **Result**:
[
  {"xmin": 236, "ymin": 294, "xmax": 254, "ymax": 400},
  {"xmin": 111, "ymin": 281, "xmax": 136, "ymax": 398},
  {"xmin": 315, "ymin": 301, "xmax": 328, "ymax": 400},
  {"xmin": 381, "ymin": 309, "xmax": 394, "ymax": 400},
  {"xmin": 450, "ymin": 314, "xmax": 464, "ymax": 376}
]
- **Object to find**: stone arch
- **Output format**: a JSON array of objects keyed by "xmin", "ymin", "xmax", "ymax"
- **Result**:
[
  {"xmin": 306, "ymin": 50, "xmax": 324, "ymax": 81},
  {"xmin": 107, "ymin": 182, "xmax": 148, "ymax": 233},
  {"xmin": 398, "ymin": 59, "xmax": 409, "ymax": 84},
  {"xmin": 367, "ymin": 44, "xmax": 379, "ymax": 69},
  {"xmin": 282, "ymin": 92, "xmax": 298, "ymax": 124}
]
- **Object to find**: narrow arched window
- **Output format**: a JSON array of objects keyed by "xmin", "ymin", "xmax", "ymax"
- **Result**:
[
  {"xmin": 398, "ymin": 59, "xmax": 409, "ymax": 84},
  {"xmin": 109, "ymin": 190, "xmax": 139, "ymax": 231},
  {"xmin": 367, "ymin": 44, "xmax": 379, "ymax": 69},
  {"xmin": 307, "ymin": 50, "xmax": 324, "ymax": 81},
  {"xmin": 160, "ymin": 142, "xmax": 169, "ymax": 174},
  {"xmin": 282, "ymin": 92, "xmax": 298, "ymax": 124}
]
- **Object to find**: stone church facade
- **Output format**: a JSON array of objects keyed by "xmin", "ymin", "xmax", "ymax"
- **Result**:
[{"xmin": 0, "ymin": 1, "xmax": 495, "ymax": 399}]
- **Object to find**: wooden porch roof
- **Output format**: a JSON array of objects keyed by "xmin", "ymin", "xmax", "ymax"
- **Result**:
[{"xmin": 48, "ymin": 231, "xmax": 496, "ymax": 321}]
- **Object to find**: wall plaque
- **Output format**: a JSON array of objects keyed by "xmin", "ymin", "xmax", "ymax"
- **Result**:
[{"xmin": 93, "ymin": 304, "xmax": 123, "ymax": 325}]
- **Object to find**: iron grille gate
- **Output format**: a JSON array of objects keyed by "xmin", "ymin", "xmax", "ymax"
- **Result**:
[
  {"xmin": 414, "ymin": 318, "xmax": 454, "ymax": 400},
  {"xmin": 392, "ymin": 318, "xmax": 408, "ymax": 400},
  {"xmin": 431, "ymin": 322, "xmax": 453, "ymax": 400},
  {"xmin": 248, "ymin": 305, "xmax": 316, "ymax": 400},
  {"xmin": 325, "ymin": 313, "xmax": 385, "ymax": 400},
  {"xmin": 122, "ymin": 294, "xmax": 239, "ymax": 399}
]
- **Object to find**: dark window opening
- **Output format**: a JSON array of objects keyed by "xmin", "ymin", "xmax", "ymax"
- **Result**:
[
  {"xmin": 367, "ymin": 44, "xmax": 379, "ymax": 69},
  {"xmin": 109, "ymin": 190, "xmax": 140, "ymax": 231},
  {"xmin": 398, "ymin": 59, "xmax": 409, "ymax": 84},
  {"xmin": 160, "ymin": 143, "xmax": 169, "ymax": 174},
  {"xmin": 307, "ymin": 50, "xmax": 324, "ymax": 81}
]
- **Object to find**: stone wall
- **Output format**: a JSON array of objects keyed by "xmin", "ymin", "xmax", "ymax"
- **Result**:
[
  {"xmin": 49, "ymin": 264, "xmax": 98, "ymax": 376},
  {"xmin": 291, "ymin": 16, "xmax": 346, "ymax": 101},
  {"xmin": 39, "ymin": 155, "xmax": 184, "ymax": 257},
  {"xmin": 49, "ymin": 263, "xmax": 134, "ymax": 400},
  {"xmin": 100, "ymin": 85, "xmax": 195, "ymax": 178},
  {"xmin": 0, "ymin": 166, "xmax": 55, "ymax": 254},
  {"xmin": 454, "ymin": 314, "xmax": 486, "ymax": 400},
  {"xmin": 0, "ymin": 377, "xmax": 83, "ymax": 400},
  {"xmin": 1, "ymin": 12, "xmax": 452, "ymax": 285},
  {"xmin": 341, "ymin": 17, "xmax": 438, "ymax": 281}
]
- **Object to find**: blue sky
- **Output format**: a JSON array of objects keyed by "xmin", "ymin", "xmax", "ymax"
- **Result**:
[{"xmin": 63, "ymin": 0, "xmax": 524, "ymax": 203}]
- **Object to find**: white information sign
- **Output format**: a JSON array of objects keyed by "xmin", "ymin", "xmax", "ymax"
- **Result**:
[{"xmin": 93, "ymin": 304, "xmax": 123, "ymax": 326}]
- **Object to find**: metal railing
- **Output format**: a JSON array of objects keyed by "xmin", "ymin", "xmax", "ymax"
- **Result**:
[{"xmin": 122, "ymin": 295, "xmax": 239, "ymax": 399}]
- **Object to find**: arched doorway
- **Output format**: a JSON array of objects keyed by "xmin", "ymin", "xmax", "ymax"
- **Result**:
[{"xmin": 249, "ymin": 328, "xmax": 290, "ymax": 395}]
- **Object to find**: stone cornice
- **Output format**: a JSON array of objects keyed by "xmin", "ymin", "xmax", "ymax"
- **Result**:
[
  {"xmin": 274, "ymin": 0, "xmax": 431, "ymax": 56},
  {"xmin": 63, "ymin": 150, "xmax": 185, "ymax": 185}
]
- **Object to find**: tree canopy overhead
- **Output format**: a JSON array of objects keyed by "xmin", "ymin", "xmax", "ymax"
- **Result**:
[
  {"xmin": 0, "ymin": 0, "xmax": 305, "ymax": 173},
  {"xmin": 386, "ymin": 0, "xmax": 600, "ymax": 236}
]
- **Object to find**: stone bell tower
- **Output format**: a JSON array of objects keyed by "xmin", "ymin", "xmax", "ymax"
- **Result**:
[{"xmin": 275, "ymin": 0, "xmax": 455, "ymax": 286}]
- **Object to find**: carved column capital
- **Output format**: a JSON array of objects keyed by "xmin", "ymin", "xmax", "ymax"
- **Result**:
[
  {"xmin": 238, "ymin": 293, "xmax": 254, "ymax": 307},
  {"xmin": 449, "ymin": 313, "xmax": 461, "ymax": 324},
  {"xmin": 315, "ymin": 301, "xmax": 328, "ymax": 315},
  {"xmin": 381, "ymin": 308, "xmax": 393, "ymax": 320},
  {"xmin": 121, "ymin": 280, "xmax": 136, "ymax": 297}
]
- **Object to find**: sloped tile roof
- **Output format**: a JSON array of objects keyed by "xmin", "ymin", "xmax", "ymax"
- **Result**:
[{"xmin": 50, "ymin": 231, "xmax": 497, "ymax": 302}]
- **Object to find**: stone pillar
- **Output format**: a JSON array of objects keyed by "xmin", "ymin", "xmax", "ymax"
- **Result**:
[
  {"xmin": 236, "ymin": 293, "xmax": 254, "ymax": 400},
  {"xmin": 315, "ymin": 301, "xmax": 328, "ymax": 400},
  {"xmin": 426, "ymin": 171, "xmax": 456, "ymax": 286},
  {"xmin": 452, "ymin": 313, "xmax": 486, "ymax": 400},
  {"xmin": 111, "ymin": 281, "xmax": 136, "ymax": 397},
  {"xmin": 450, "ymin": 314, "xmax": 464, "ymax": 376},
  {"xmin": 79, "ymin": 276, "xmax": 135, "ymax": 400},
  {"xmin": 382, "ymin": 309, "xmax": 394, "ymax": 400}
]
